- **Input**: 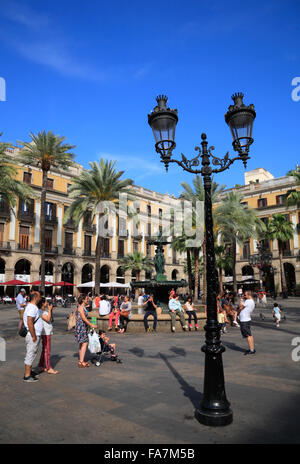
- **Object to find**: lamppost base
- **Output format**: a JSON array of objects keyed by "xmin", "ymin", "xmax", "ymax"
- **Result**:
[{"xmin": 195, "ymin": 408, "xmax": 233, "ymax": 427}]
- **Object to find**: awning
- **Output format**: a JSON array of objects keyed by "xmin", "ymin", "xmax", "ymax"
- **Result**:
[
  {"xmin": 53, "ymin": 281, "xmax": 75, "ymax": 286},
  {"xmin": 30, "ymin": 280, "xmax": 53, "ymax": 286},
  {"xmin": 2, "ymin": 279, "xmax": 30, "ymax": 286}
]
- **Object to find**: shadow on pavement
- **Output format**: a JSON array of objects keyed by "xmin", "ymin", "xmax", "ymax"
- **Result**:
[
  {"xmin": 159, "ymin": 353, "xmax": 202, "ymax": 410},
  {"xmin": 222, "ymin": 341, "xmax": 245, "ymax": 353}
]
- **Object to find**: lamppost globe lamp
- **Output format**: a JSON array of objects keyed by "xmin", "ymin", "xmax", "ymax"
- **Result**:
[
  {"xmin": 225, "ymin": 93, "xmax": 256, "ymax": 167},
  {"xmin": 148, "ymin": 95, "xmax": 178, "ymax": 171},
  {"xmin": 148, "ymin": 92, "xmax": 256, "ymax": 427}
]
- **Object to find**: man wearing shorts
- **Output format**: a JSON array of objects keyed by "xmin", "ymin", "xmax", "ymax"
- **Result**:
[
  {"xmin": 16, "ymin": 288, "xmax": 27, "ymax": 334},
  {"xmin": 238, "ymin": 290, "xmax": 256, "ymax": 355}
]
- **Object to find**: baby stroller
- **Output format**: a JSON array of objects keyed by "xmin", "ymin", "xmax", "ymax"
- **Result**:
[{"xmin": 89, "ymin": 330, "xmax": 122, "ymax": 367}]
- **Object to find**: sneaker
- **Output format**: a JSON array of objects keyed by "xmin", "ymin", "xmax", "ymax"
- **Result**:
[
  {"xmin": 195, "ymin": 325, "xmax": 199, "ymax": 331},
  {"xmin": 171, "ymin": 327, "xmax": 175, "ymax": 332},
  {"xmin": 233, "ymin": 321, "xmax": 240, "ymax": 327},
  {"xmin": 23, "ymin": 375, "xmax": 39, "ymax": 383},
  {"xmin": 31, "ymin": 370, "xmax": 39, "ymax": 378},
  {"xmin": 244, "ymin": 349, "xmax": 256, "ymax": 355},
  {"xmin": 108, "ymin": 327, "xmax": 112, "ymax": 331},
  {"xmin": 147, "ymin": 327, "xmax": 152, "ymax": 332}
]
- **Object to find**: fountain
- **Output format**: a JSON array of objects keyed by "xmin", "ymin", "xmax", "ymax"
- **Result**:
[{"xmin": 130, "ymin": 233, "xmax": 188, "ymax": 311}]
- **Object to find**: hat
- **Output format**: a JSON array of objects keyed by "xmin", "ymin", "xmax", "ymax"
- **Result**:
[{"xmin": 20, "ymin": 288, "xmax": 26, "ymax": 292}]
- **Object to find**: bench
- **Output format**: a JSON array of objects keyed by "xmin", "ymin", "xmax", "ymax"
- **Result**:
[{"xmin": 87, "ymin": 308, "xmax": 206, "ymax": 333}]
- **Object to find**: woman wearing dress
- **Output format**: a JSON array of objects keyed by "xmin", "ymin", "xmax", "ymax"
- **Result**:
[{"xmin": 75, "ymin": 294, "xmax": 97, "ymax": 368}]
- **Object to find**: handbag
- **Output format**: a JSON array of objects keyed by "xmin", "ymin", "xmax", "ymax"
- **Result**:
[
  {"xmin": 19, "ymin": 316, "xmax": 41, "ymax": 338},
  {"xmin": 120, "ymin": 310, "xmax": 130, "ymax": 317},
  {"xmin": 68, "ymin": 310, "xmax": 76, "ymax": 331}
]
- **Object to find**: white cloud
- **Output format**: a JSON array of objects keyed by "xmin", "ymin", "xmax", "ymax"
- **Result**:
[{"xmin": 98, "ymin": 152, "xmax": 164, "ymax": 177}]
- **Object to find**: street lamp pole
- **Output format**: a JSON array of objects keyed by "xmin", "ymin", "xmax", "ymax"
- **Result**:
[{"xmin": 148, "ymin": 93, "xmax": 256, "ymax": 426}]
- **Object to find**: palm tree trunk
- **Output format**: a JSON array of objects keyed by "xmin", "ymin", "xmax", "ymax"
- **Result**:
[
  {"xmin": 232, "ymin": 240, "xmax": 237, "ymax": 293},
  {"xmin": 186, "ymin": 249, "xmax": 193, "ymax": 296},
  {"xmin": 279, "ymin": 244, "xmax": 287, "ymax": 297},
  {"xmin": 194, "ymin": 248, "xmax": 199, "ymax": 302},
  {"xmin": 202, "ymin": 237, "xmax": 207, "ymax": 304},
  {"xmin": 135, "ymin": 270, "xmax": 140, "ymax": 301},
  {"xmin": 219, "ymin": 267, "xmax": 223, "ymax": 294},
  {"xmin": 94, "ymin": 213, "xmax": 103, "ymax": 295},
  {"xmin": 40, "ymin": 170, "xmax": 47, "ymax": 295}
]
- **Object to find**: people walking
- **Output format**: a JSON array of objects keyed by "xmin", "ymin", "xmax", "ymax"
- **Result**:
[
  {"xmin": 183, "ymin": 296, "xmax": 199, "ymax": 331},
  {"xmin": 238, "ymin": 290, "xmax": 256, "ymax": 355},
  {"xmin": 16, "ymin": 288, "xmax": 27, "ymax": 334},
  {"xmin": 272, "ymin": 302, "xmax": 282, "ymax": 328},
  {"xmin": 38, "ymin": 297, "xmax": 58, "ymax": 374},
  {"xmin": 168, "ymin": 294, "xmax": 187, "ymax": 332},
  {"xmin": 143, "ymin": 295, "xmax": 158, "ymax": 332},
  {"xmin": 75, "ymin": 294, "xmax": 97, "ymax": 368},
  {"xmin": 23, "ymin": 291, "xmax": 43, "ymax": 382}
]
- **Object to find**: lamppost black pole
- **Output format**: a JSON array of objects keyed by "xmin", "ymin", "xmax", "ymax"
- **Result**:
[{"xmin": 148, "ymin": 93, "xmax": 256, "ymax": 427}]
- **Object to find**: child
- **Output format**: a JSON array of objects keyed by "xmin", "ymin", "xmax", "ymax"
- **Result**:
[
  {"xmin": 98, "ymin": 330, "xmax": 122, "ymax": 362},
  {"xmin": 217, "ymin": 295, "xmax": 228, "ymax": 334},
  {"xmin": 272, "ymin": 303, "xmax": 281, "ymax": 328}
]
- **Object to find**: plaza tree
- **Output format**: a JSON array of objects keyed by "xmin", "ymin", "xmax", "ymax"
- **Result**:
[
  {"xmin": 286, "ymin": 166, "xmax": 300, "ymax": 207},
  {"xmin": 19, "ymin": 131, "xmax": 75, "ymax": 295},
  {"xmin": 215, "ymin": 192, "xmax": 266, "ymax": 293},
  {"xmin": 0, "ymin": 133, "xmax": 33, "ymax": 215},
  {"xmin": 267, "ymin": 213, "xmax": 294, "ymax": 297},
  {"xmin": 180, "ymin": 175, "xmax": 226, "ymax": 301},
  {"xmin": 65, "ymin": 159, "xmax": 133, "ymax": 295},
  {"xmin": 215, "ymin": 244, "xmax": 233, "ymax": 294}
]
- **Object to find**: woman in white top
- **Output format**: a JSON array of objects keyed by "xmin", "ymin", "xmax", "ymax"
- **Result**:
[
  {"xmin": 184, "ymin": 296, "xmax": 199, "ymax": 331},
  {"xmin": 38, "ymin": 297, "xmax": 58, "ymax": 374}
]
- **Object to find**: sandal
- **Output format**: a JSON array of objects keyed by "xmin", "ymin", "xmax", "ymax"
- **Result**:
[{"xmin": 78, "ymin": 361, "xmax": 90, "ymax": 368}]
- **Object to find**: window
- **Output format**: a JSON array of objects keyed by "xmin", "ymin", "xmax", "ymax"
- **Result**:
[
  {"xmin": 118, "ymin": 216, "xmax": 126, "ymax": 235},
  {"xmin": 118, "ymin": 239, "xmax": 124, "ymax": 258},
  {"xmin": 261, "ymin": 217, "xmax": 269, "ymax": 226},
  {"xmin": 45, "ymin": 202, "xmax": 56, "ymax": 220},
  {"xmin": 19, "ymin": 226, "xmax": 30, "ymax": 250},
  {"xmin": 242, "ymin": 241, "xmax": 250, "ymax": 259},
  {"xmin": 257, "ymin": 198, "xmax": 267, "ymax": 208},
  {"xmin": 45, "ymin": 230, "xmax": 53, "ymax": 251},
  {"xmin": 241, "ymin": 201, "xmax": 248, "ymax": 207},
  {"xmin": 64, "ymin": 232, "xmax": 73, "ymax": 251},
  {"xmin": 133, "ymin": 241, "xmax": 139, "ymax": 253},
  {"xmin": 67, "ymin": 183, "xmax": 72, "ymax": 193},
  {"xmin": 276, "ymin": 195, "xmax": 286, "ymax": 206},
  {"xmin": 46, "ymin": 178, "xmax": 54, "ymax": 190},
  {"xmin": 84, "ymin": 235, "xmax": 92, "ymax": 255},
  {"xmin": 0, "ymin": 223, "xmax": 4, "ymax": 244},
  {"xmin": 146, "ymin": 242, "xmax": 151, "ymax": 256},
  {"xmin": 23, "ymin": 172, "xmax": 32, "ymax": 184}
]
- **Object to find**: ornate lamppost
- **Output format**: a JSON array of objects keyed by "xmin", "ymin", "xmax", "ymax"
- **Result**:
[{"xmin": 148, "ymin": 93, "xmax": 256, "ymax": 427}]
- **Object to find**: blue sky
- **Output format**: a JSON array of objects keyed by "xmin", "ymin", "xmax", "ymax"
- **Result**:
[{"xmin": 0, "ymin": 0, "xmax": 299, "ymax": 196}]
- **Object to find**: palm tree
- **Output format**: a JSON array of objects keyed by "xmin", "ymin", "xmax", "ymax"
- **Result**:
[
  {"xmin": 65, "ymin": 159, "xmax": 133, "ymax": 295},
  {"xmin": 286, "ymin": 166, "xmax": 300, "ymax": 207},
  {"xmin": 215, "ymin": 192, "xmax": 266, "ymax": 293},
  {"xmin": 18, "ymin": 131, "xmax": 75, "ymax": 295},
  {"xmin": 0, "ymin": 133, "xmax": 33, "ymax": 214},
  {"xmin": 267, "ymin": 213, "xmax": 294, "ymax": 297},
  {"xmin": 120, "ymin": 251, "xmax": 154, "ymax": 300},
  {"xmin": 215, "ymin": 245, "xmax": 233, "ymax": 294},
  {"xmin": 180, "ymin": 175, "xmax": 226, "ymax": 301},
  {"xmin": 171, "ymin": 233, "xmax": 193, "ymax": 295},
  {"xmin": 183, "ymin": 252, "xmax": 204, "ymax": 295}
]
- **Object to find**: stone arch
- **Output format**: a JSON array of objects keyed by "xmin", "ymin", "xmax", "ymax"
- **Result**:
[
  {"xmin": 242, "ymin": 265, "xmax": 254, "ymax": 276},
  {"xmin": 283, "ymin": 262, "xmax": 296, "ymax": 294},
  {"xmin": 171, "ymin": 269, "xmax": 179, "ymax": 280},
  {"xmin": 14, "ymin": 259, "xmax": 31, "ymax": 277},
  {"xmin": 82, "ymin": 263, "xmax": 93, "ymax": 283},
  {"xmin": 100, "ymin": 264, "xmax": 110, "ymax": 283},
  {"xmin": 39, "ymin": 261, "xmax": 54, "ymax": 278},
  {"xmin": 116, "ymin": 266, "xmax": 125, "ymax": 284},
  {"xmin": 0, "ymin": 258, "xmax": 5, "ymax": 274}
]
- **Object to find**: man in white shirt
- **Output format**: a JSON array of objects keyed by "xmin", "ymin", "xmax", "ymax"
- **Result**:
[
  {"xmin": 23, "ymin": 291, "xmax": 42, "ymax": 382},
  {"xmin": 99, "ymin": 294, "xmax": 111, "ymax": 316},
  {"xmin": 238, "ymin": 290, "xmax": 256, "ymax": 355},
  {"xmin": 137, "ymin": 293, "xmax": 144, "ymax": 315},
  {"xmin": 16, "ymin": 288, "xmax": 27, "ymax": 334}
]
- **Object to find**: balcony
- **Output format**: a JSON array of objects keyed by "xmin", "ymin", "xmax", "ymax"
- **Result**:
[
  {"xmin": 0, "ymin": 241, "xmax": 11, "ymax": 252},
  {"xmin": 83, "ymin": 222, "xmax": 96, "ymax": 234},
  {"xmin": 100, "ymin": 252, "xmax": 111, "ymax": 259},
  {"xmin": 82, "ymin": 249, "xmax": 95, "ymax": 257},
  {"xmin": 45, "ymin": 246, "xmax": 58, "ymax": 255},
  {"xmin": 63, "ymin": 248, "xmax": 75, "ymax": 255},
  {"xmin": 282, "ymin": 249, "xmax": 293, "ymax": 257},
  {"xmin": 64, "ymin": 218, "xmax": 77, "ymax": 230},
  {"xmin": 132, "ymin": 233, "xmax": 143, "ymax": 241},
  {"xmin": 17, "ymin": 210, "xmax": 35, "ymax": 224},
  {"xmin": 18, "ymin": 244, "xmax": 32, "ymax": 252},
  {"xmin": 45, "ymin": 215, "xmax": 58, "ymax": 226},
  {"xmin": 0, "ymin": 204, "xmax": 10, "ymax": 220},
  {"xmin": 118, "ymin": 229, "xmax": 129, "ymax": 238}
]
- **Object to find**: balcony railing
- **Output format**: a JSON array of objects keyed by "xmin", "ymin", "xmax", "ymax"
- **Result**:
[
  {"xmin": 118, "ymin": 229, "xmax": 129, "ymax": 238},
  {"xmin": 117, "ymin": 253, "xmax": 125, "ymax": 259},
  {"xmin": 83, "ymin": 222, "xmax": 96, "ymax": 234},
  {"xmin": 64, "ymin": 218, "xmax": 77, "ymax": 230},
  {"xmin": 45, "ymin": 246, "xmax": 58, "ymax": 255},
  {"xmin": 0, "ymin": 204, "xmax": 10, "ymax": 220},
  {"xmin": 0, "ymin": 241, "xmax": 11, "ymax": 251},
  {"xmin": 17, "ymin": 210, "xmax": 35, "ymax": 223},
  {"xmin": 100, "ymin": 252, "xmax": 111, "ymax": 259},
  {"xmin": 282, "ymin": 249, "xmax": 293, "ymax": 257},
  {"xmin": 63, "ymin": 247, "xmax": 75, "ymax": 255},
  {"xmin": 45, "ymin": 215, "xmax": 58, "ymax": 225},
  {"xmin": 18, "ymin": 244, "xmax": 32, "ymax": 251}
]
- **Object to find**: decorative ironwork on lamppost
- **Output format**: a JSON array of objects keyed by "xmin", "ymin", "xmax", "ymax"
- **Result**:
[{"xmin": 148, "ymin": 93, "xmax": 256, "ymax": 427}]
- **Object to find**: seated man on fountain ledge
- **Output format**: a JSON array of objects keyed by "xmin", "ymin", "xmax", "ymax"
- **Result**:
[{"xmin": 168, "ymin": 294, "xmax": 188, "ymax": 333}]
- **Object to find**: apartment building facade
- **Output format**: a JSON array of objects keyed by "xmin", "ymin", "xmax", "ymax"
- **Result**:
[{"xmin": 0, "ymin": 148, "xmax": 185, "ymax": 295}]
